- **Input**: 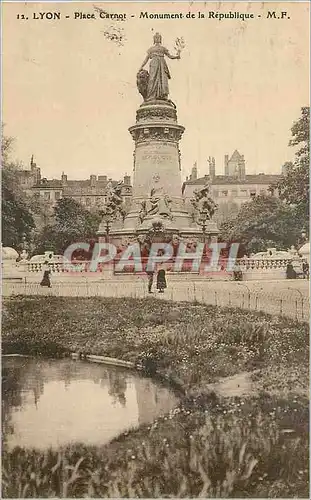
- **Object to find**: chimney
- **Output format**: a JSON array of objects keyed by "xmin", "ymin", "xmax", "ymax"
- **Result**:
[
  {"xmin": 208, "ymin": 156, "xmax": 216, "ymax": 181},
  {"xmin": 30, "ymin": 156, "xmax": 41, "ymax": 183},
  {"xmin": 35, "ymin": 166, "xmax": 41, "ymax": 184},
  {"xmin": 30, "ymin": 155, "xmax": 37, "ymax": 169},
  {"xmin": 98, "ymin": 175, "xmax": 108, "ymax": 182},
  {"xmin": 224, "ymin": 155, "xmax": 229, "ymax": 176},
  {"xmin": 90, "ymin": 174, "xmax": 97, "ymax": 187},
  {"xmin": 191, "ymin": 162, "xmax": 198, "ymax": 181},
  {"xmin": 238, "ymin": 155, "xmax": 246, "ymax": 180},
  {"xmin": 123, "ymin": 174, "xmax": 131, "ymax": 185},
  {"xmin": 61, "ymin": 172, "xmax": 67, "ymax": 185}
]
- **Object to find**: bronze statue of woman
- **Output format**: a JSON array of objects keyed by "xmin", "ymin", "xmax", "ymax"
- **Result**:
[{"xmin": 138, "ymin": 33, "xmax": 181, "ymax": 101}]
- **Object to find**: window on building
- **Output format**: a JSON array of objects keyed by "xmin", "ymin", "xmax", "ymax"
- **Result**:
[
  {"xmin": 86, "ymin": 197, "xmax": 91, "ymax": 206},
  {"xmin": 240, "ymin": 189, "xmax": 248, "ymax": 196},
  {"xmin": 55, "ymin": 191, "xmax": 61, "ymax": 200},
  {"xmin": 250, "ymin": 190, "xmax": 256, "ymax": 198},
  {"xmin": 260, "ymin": 189, "xmax": 266, "ymax": 195},
  {"xmin": 222, "ymin": 190, "xmax": 228, "ymax": 197},
  {"xmin": 44, "ymin": 192, "xmax": 50, "ymax": 201},
  {"xmin": 231, "ymin": 190, "xmax": 238, "ymax": 197}
]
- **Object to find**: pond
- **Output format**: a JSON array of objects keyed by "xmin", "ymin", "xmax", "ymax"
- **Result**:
[{"xmin": 2, "ymin": 356, "xmax": 178, "ymax": 450}]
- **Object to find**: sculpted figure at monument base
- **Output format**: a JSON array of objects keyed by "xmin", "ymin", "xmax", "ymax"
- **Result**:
[{"xmin": 139, "ymin": 187, "xmax": 173, "ymax": 223}]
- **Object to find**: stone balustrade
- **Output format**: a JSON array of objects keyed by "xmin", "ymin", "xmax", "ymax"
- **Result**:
[
  {"xmin": 15, "ymin": 256, "xmax": 305, "ymax": 277},
  {"xmin": 237, "ymin": 258, "xmax": 294, "ymax": 271},
  {"xmin": 17, "ymin": 261, "xmax": 89, "ymax": 274}
]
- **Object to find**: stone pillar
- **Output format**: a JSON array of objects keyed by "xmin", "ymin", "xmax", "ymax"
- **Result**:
[{"xmin": 129, "ymin": 101, "xmax": 184, "ymax": 202}]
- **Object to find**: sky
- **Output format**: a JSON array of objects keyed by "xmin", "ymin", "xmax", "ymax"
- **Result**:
[{"xmin": 2, "ymin": 2, "xmax": 310, "ymax": 181}]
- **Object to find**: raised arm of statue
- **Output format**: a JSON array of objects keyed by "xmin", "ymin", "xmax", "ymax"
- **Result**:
[{"xmin": 165, "ymin": 48, "xmax": 181, "ymax": 60}]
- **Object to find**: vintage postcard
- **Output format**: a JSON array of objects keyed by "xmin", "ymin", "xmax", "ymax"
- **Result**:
[{"xmin": 2, "ymin": 1, "xmax": 310, "ymax": 498}]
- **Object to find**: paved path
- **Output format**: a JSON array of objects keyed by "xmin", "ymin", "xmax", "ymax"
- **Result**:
[{"xmin": 3, "ymin": 278, "xmax": 309, "ymax": 322}]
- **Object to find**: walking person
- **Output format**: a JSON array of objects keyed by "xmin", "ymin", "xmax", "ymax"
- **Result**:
[
  {"xmin": 156, "ymin": 267, "xmax": 167, "ymax": 293},
  {"xmin": 40, "ymin": 261, "xmax": 51, "ymax": 288},
  {"xmin": 233, "ymin": 263, "xmax": 242, "ymax": 281},
  {"xmin": 147, "ymin": 270, "xmax": 154, "ymax": 294},
  {"xmin": 286, "ymin": 261, "xmax": 297, "ymax": 280},
  {"xmin": 302, "ymin": 261, "xmax": 309, "ymax": 279}
]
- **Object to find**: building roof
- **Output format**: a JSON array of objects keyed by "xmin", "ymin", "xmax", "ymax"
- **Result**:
[
  {"xmin": 185, "ymin": 174, "xmax": 281, "ymax": 186},
  {"xmin": 65, "ymin": 179, "xmax": 118, "ymax": 193},
  {"xmin": 32, "ymin": 179, "xmax": 115, "ymax": 190},
  {"xmin": 32, "ymin": 179, "xmax": 62, "ymax": 189},
  {"xmin": 31, "ymin": 178, "xmax": 132, "ymax": 195},
  {"xmin": 229, "ymin": 150, "xmax": 242, "ymax": 162}
]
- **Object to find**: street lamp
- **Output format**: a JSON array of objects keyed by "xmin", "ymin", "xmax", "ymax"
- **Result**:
[
  {"xmin": 197, "ymin": 213, "xmax": 209, "ymax": 256},
  {"xmin": 104, "ymin": 220, "xmax": 111, "ymax": 244},
  {"xmin": 21, "ymin": 233, "xmax": 28, "ymax": 253},
  {"xmin": 99, "ymin": 211, "xmax": 113, "ymax": 244}
]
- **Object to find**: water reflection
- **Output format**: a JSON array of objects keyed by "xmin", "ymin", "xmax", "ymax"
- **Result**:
[{"xmin": 2, "ymin": 357, "xmax": 178, "ymax": 450}]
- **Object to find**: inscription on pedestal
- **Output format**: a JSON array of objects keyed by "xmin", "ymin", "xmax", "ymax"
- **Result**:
[{"xmin": 133, "ymin": 142, "xmax": 182, "ymax": 198}]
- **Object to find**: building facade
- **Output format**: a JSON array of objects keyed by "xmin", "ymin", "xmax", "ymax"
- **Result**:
[
  {"xmin": 17, "ymin": 157, "xmax": 133, "ymax": 210},
  {"xmin": 183, "ymin": 151, "xmax": 282, "ymax": 224}
]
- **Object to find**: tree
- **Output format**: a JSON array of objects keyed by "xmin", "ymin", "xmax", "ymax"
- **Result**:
[
  {"xmin": 33, "ymin": 198, "xmax": 101, "ymax": 256},
  {"xmin": 2, "ymin": 129, "xmax": 101, "ymax": 255},
  {"xmin": 220, "ymin": 194, "xmax": 303, "ymax": 255},
  {"xmin": 31, "ymin": 225, "xmax": 60, "ymax": 255},
  {"xmin": 2, "ymin": 134, "xmax": 35, "ymax": 249},
  {"xmin": 216, "ymin": 200, "xmax": 240, "ymax": 225},
  {"xmin": 274, "ymin": 107, "xmax": 309, "ymax": 224}
]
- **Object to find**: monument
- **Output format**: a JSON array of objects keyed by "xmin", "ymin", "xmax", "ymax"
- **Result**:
[{"xmin": 98, "ymin": 33, "xmax": 219, "ymax": 251}]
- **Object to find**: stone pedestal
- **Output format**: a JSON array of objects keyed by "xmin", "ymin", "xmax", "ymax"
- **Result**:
[
  {"xmin": 98, "ymin": 99, "xmax": 219, "ymax": 248},
  {"xmin": 130, "ymin": 101, "xmax": 184, "ymax": 200},
  {"xmin": 299, "ymin": 241, "xmax": 310, "ymax": 264},
  {"xmin": 2, "ymin": 247, "xmax": 24, "ymax": 282}
]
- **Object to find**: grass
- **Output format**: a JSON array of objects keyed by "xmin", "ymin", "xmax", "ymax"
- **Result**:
[{"xmin": 2, "ymin": 296, "xmax": 310, "ymax": 498}]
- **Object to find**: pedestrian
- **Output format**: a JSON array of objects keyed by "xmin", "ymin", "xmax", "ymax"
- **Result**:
[
  {"xmin": 40, "ymin": 261, "xmax": 51, "ymax": 288},
  {"xmin": 146, "ymin": 270, "xmax": 154, "ymax": 293},
  {"xmin": 233, "ymin": 263, "xmax": 242, "ymax": 281},
  {"xmin": 156, "ymin": 268, "xmax": 167, "ymax": 293},
  {"xmin": 286, "ymin": 262, "xmax": 296, "ymax": 280},
  {"xmin": 302, "ymin": 261, "xmax": 309, "ymax": 279}
]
